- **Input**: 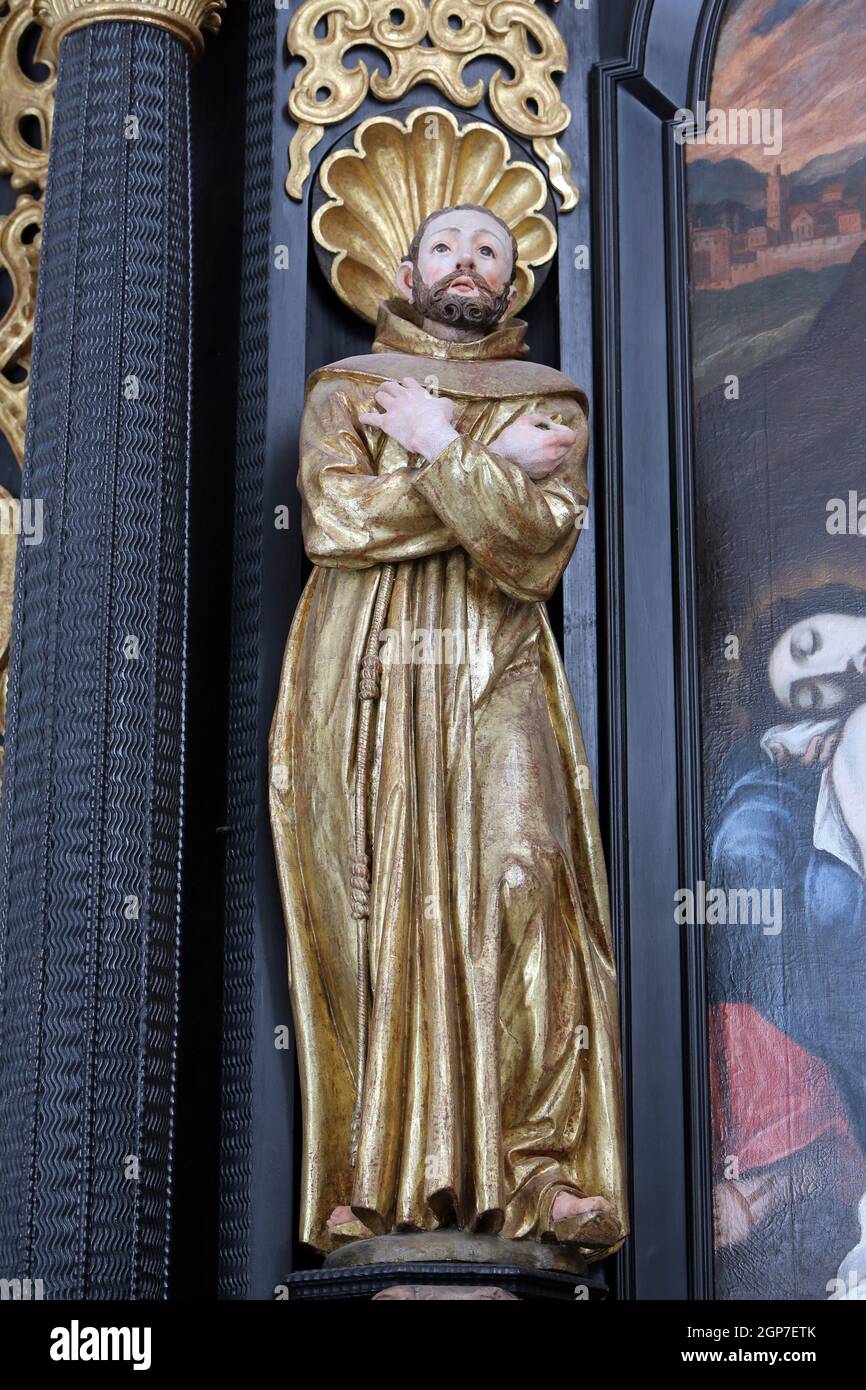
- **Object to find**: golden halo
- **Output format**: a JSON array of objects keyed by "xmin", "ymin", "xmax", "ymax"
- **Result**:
[{"xmin": 311, "ymin": 107, "xmax": 558, "ymax": 325}]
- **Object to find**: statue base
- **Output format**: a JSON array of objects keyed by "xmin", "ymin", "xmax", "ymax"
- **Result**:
[{"xmin": 280, "ymin": 1231, "xmax": 608, "ymax": 1301}]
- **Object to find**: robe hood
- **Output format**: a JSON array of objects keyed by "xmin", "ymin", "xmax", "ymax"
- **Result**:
[{"xmin": 307, "ymin": 299, "xmax": 587, "ymax": 408}]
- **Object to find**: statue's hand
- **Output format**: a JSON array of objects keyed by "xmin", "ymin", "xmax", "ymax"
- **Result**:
[
  {"xmin": 359, "ymin": 377, "xmax": 457, "ymax": 459},
  {"xmin": 494, "ymin": 413, "xmax": 577, "ymax": 479}
]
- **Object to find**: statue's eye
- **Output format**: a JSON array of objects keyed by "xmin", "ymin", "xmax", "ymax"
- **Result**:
[
  {"xmin": 432, "ymin": 243, "xmax": 450, "ymax": 254},
  {"xmin": 478, "ymin": 245, "xmax": 495, "ymax": 257}
]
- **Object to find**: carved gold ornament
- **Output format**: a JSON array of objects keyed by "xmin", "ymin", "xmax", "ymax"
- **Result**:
[
  {"xmin": 0, "ymin": 0, "xmax": 55, "ymax": 190},
  {"xmin": 32, "ymin": 0, "xmax": 227, "ymax": 60},
  {"xmin": 0, "ymin": 0, "xmax": 51, "ymax": 469},
  {"xmin": 0, "ymin": 192, "xmax": 41, "ymax": 787},
  {"xmin": 0, "ymin": 195, "xmax": 41, "ymax": 468},
  {"xmin": 286, "ymin": 0, "xmax": 578, "ymax": 211},
  {"xmin": 312, "ymin": 107, "xmax": 556, "ymax": 323},
  {"xmin": 0, "ymin": 1, "xmax": 54, "ymax": 786}
]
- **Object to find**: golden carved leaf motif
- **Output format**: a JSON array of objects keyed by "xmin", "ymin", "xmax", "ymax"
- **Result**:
[
  {"xmin": 32, "ymin": 0, "xmax": 227, "ymax": 60},
  {"xmin": 0, "ymin": 195, "xmax": 40, "ymax": 780},
  {"xmin": 0, "ymin": 0, "xmax": 55, "ymax": 190},
  {"xmin": 312, "ymin": 107, "xmax": 557, "ymax": 323},
  {"xmin": 0, "ymin": 2, "xmax": 54, "ymax": 781},
  {"xmin": 0, "ymin": 1, "xmax": 52, "ymax": 470},
  {"xmin": 0, "ymin": 194, "xmax": 41, "ymax": 470},
  {"xmin": 286, "ymin": 0, "xmax": 578, "ymax": 210}
]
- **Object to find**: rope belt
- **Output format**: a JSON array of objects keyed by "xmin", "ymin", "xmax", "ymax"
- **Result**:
[{"xmin": 350, "ymin": 562, "xmax": 397, "ymax": 1166}]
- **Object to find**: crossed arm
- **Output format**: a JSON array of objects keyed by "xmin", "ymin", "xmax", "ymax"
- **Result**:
[
  {"xmin": 300, "ymin": 374, "xmax": 589, "ymax": 602},
  {"xmin": 358, "ymin": 375, "xmax": 577, "ymax": 481}
]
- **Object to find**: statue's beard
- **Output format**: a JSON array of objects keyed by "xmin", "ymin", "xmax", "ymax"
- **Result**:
[{"xmin": 411, "ymin": 265, "xmax": 512, "ymax": 331}]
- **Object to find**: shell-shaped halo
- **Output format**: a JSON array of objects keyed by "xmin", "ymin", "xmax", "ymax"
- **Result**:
[{"xmin": 311, "ymin": 107, "xmax": 558, "ymax": 325}]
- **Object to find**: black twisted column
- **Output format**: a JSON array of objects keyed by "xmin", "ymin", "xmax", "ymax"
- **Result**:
[{"xmin": 0, "ymin": 6, "xmax": 222, "ymax": 1300}]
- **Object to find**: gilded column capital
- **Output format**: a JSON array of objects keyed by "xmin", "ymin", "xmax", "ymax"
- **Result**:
[{"xmin": 32, "ymin": 0, "xmax": 227, "ymax": 61}]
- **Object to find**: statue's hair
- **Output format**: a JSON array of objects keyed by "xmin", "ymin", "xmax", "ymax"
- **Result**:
[{"xmin": 404, "ymin": 205, "xmax": 518, "ymax": 284}]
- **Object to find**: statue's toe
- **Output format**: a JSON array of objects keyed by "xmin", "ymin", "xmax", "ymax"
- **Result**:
[{"xmin": 549, "ymin": 1193, "xmax": 623, "ymax": 1248}]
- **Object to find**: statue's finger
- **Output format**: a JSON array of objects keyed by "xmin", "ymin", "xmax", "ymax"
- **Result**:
[{"xmin": 543, "ymin": 437, "xmax": 569, "ymax": 458}]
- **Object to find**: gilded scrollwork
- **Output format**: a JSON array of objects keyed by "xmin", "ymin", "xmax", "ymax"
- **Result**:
[
  {"xmin": 0, "ymin": 195, "xmax": 42, "ymax": 471},
  {"xmin": 0, "ymin": 0, "xmax": 54, "ymax": 783},
  {"xmin": 0, "ymin": 2, "xmax": 52, "ymax": 468},
  {"xmin": 286, "ymin": 0, "xmax": 578, "ymax": 210},
  {"xmin": 0, "ymin": 0, "xmax": 55, "ymax": 191}
]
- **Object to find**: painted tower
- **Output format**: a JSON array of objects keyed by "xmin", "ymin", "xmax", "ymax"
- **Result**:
[{"xmin": 766, "ymin": 162, "xmax": 789, "ymax": 237}]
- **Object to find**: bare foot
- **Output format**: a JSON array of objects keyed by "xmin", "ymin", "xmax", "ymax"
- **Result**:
[
  {"xmin": 552, "ymin": 1193, "xmax": 612, "ymax": 1223},
  {"xmin": 326, "ymin": 1205, "xmax": 355, "ymax": 1230},
  {"xmin": 550, "ymin": 1192, "xmax": 622, "ymax": 1248},
  {"xmin": 326, "ymin": 1204, "xmax": 372, "ymax": 1242}
]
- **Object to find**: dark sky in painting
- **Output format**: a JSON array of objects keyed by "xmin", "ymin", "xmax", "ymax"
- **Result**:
[
  {"xmin": 695, "ymin": 240, "xmax": 866, "ymax": 721},
  {"xmin": 690, "ymin": 0, "xmax": 866, "ymax": 173},
  {"xmin": 751, "ymin": 0, "xmax": 807, "ymax": 35}
]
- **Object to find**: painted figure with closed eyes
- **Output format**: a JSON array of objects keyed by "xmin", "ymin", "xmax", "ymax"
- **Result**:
[{"xmin": 708, "ymin": 589, "xmax": 866, "ymax": 1288}]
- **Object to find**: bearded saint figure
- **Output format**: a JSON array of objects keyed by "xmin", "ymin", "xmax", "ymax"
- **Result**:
[{"xmin": 269, "ymin": 203, "xmax": 628, "ymax": 1263}]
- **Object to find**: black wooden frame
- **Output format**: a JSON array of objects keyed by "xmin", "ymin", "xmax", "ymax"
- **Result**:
[{"xmin": 594, "ymin": 0, "xmax": 728, "ymax": 1300}]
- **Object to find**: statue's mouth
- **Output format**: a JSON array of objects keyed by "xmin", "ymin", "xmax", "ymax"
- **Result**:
[{"xmin": 411, "ymin": 263, "xmax": 508, "ymax": 327}]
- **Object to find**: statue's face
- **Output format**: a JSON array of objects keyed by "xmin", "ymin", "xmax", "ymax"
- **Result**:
[
  {"xmin": 769, "ymin": 612, "xmax": 866, "ymax": 713},
  {"xmin": 396, "ymin": 207, "xmax": 516, "ymax": 331}
]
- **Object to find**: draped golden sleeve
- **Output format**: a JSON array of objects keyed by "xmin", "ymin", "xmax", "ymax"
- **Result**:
[{"xmin": 269, "ymin": 300, "xmax": 628, "ymax": 1261}]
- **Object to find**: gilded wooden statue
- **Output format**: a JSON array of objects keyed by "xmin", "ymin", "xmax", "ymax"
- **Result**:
[{"xmin": 269, "ymin": 160, "xmax": 627, "ymax": 1269}]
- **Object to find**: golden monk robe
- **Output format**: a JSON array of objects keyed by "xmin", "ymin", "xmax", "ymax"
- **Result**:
[{"xmin": 269, "ymin": 205, "xmax": 627, "ymax": 1259}]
